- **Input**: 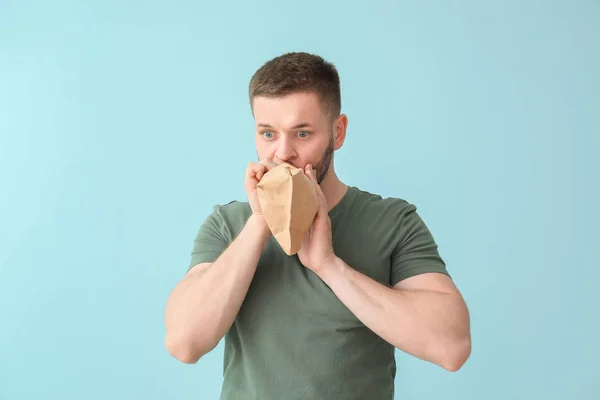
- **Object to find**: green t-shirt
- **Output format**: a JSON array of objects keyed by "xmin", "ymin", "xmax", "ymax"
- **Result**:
[{"xmin": 188, "ymin": 186, "xmax": 449, "ymax": 400}]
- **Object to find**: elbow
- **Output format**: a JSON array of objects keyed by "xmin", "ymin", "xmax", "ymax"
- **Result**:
[
  {"xmin": 441, "ymin": 336, "xmax": 471, "ymax": 372},
  {"xmin": 164, "ymin": 332, "xmax": 214, "ymax": 365}
]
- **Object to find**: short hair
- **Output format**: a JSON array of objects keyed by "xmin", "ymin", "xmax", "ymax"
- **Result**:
[{"xmin": 249, "ymin": 52, "xmax": 341, "ymax": 121}]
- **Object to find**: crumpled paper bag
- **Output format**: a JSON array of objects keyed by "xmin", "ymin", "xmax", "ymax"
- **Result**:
[{"xmin": 256, "ymin": 163, "xmax": 318, "ymax": 255}]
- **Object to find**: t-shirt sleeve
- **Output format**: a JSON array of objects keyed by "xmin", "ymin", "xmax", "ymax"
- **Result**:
[
  {"xmin": 187, "ymin": 206, "xmax": 231, "ymax": 271},
  {"xmin": 390, "ymin": 203, "xmax": 450, "ymax": 286}
]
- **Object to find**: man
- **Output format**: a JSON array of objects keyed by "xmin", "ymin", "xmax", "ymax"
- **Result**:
[{"xmin": 164, "ymin": 52, "xmax": 471, "ymax": 399}]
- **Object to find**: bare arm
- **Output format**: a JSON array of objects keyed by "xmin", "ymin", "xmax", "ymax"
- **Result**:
[
  {"xmin": 164, "ymin": 160, "xmax": 276, "ymax": 364},
  {"xmin": 318, "ymin": 258, "xmax": 471, "ymax": 371},
  {"xmin": 164, "ymin": 214, "xmax": 270, "ymax": 364},
  {"xmin": 296, "ymin": 164, "xmax": 471, "ymax": 371}
]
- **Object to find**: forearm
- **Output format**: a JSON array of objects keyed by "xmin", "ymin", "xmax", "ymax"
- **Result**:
[
  {"xmin": 318, "ymin": 257, "xmax": 471, "ymax": 371},
  {"xmin": 165, "ymin": 215, "xmax": 271, "ymax": 363}
]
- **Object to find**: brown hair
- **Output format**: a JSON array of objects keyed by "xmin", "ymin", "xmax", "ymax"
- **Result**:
[{"xmin": 249, "ymin": 52, "xmax": 341, "ymax": 122}]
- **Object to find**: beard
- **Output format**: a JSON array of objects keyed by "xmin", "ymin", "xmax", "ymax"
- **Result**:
[{"xmin": 312, "ymin": 134, "xmax": 334, "ymax": 184}]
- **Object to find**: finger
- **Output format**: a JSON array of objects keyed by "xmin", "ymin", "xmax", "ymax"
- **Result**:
[
  {"xmin": 305, "ymin": 164, "xmax": 315, "ymax": 181},
  {"xmin": 246, "ymin": 162, "xmax": 257, "ymax": 178},
  {"xmin": 305, "ymin": 165, "xmax": 323, "ymax": 195},
  {"xmin": 256, "ymin": 166, "xmax": 266, "ymax": 181},
  {"xmin": 246, "ymin": 163, "xmax": 268, "ymax": 183},
  {"xmin": 305, "ymin": 165, "xmax": 327, "ymax": 212},
  {"xmin": 247, "ymin": 163, "xmax": 266, "ymax": 176}
]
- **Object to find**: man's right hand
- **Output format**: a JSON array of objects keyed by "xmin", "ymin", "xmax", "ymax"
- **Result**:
[
  {"xmin": 245, "ymin": 159, "xmax": 278, "ymax": 217},
  {"xmin": 165, "ymin": 160, "xmax": 277, "ymax": 365}
]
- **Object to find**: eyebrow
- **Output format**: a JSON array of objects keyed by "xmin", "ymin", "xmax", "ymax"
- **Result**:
[{"xmin": 257, "ymin": 123, "xmax": 313, "ymax": 130}]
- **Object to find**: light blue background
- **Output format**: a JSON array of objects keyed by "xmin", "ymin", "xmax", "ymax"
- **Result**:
[{"xmin": 1, "ymin": 1, "xmax": 599, "ymax": 399}]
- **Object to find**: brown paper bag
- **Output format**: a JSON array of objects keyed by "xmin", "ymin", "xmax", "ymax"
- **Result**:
[{"xmin": 256, "ymin": 163, "xmax": 318, "ymax": 255}]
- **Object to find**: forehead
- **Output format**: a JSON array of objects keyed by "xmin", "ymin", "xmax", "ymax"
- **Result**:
[{"xmin": 252, "ymin": 92, "xmax": 327, "ymax": 126}]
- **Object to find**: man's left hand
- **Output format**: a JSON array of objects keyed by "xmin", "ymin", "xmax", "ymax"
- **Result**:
[{"xmin": 297, "ymin": 164, "xmax": 337, "ymax": 275}]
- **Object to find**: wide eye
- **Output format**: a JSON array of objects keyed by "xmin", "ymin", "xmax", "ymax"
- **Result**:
[
  {"xmin": 297, "ymin": 130, "xmax": 310, "ymax": 138},
  {"xmin": 262, "ymin": 131, "xmax": 274, "ymax": 139}
]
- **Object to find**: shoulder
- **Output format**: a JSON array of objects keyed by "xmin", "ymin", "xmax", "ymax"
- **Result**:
[
  {"xmin": 208, "ymin": 200, "xmax": 252, "ymax": 224},
  {"xmin": 211, "ymin": 200, "xmax": 252, "ymax": 217},
  {"xmin": 203, "ymin": 200, "xmax": 252, "ymax": 239},
  {"xmin": 349, "ymin": 186, "xmax": 416, "ymax": 219},
  {"xmin": 346, "ymin": 186, "xmax": 431, "ymax": 241}
]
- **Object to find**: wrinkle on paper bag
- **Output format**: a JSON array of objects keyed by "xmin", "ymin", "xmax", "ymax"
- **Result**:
[{"xmin": 256, "ymin": 163, "xmax": 318, "ymax": 255}]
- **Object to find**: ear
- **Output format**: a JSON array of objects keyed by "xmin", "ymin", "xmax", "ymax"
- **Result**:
[{"xmin": 333, "ymin": 114, "xmax": 348, "ymax": 150}]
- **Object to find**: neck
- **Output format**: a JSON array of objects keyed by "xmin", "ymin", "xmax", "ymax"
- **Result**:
[{"xmin": 319, "ymin": 166, "xmax": 348, "ymax": 211}]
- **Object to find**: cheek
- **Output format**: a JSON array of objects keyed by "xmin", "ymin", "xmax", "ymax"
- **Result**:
[
  {"xmin": 303, "ymin": 140, "xmax": 328, "ymax": 161},
  {"xmin": 255, "ymin": 140, "xmax": 275, "ymax": 158}
]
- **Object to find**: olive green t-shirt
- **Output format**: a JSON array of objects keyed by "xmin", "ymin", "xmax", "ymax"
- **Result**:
[{"xmin": 188, "ymin": 186, "xmax": 449, "ymax": 400}]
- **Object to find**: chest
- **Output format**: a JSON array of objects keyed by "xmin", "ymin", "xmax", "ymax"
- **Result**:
[
  {"xmin": 330, "ymin": 215, "xmax": 396, "ymax": 287},
  {"xmin": 238, "ymin": 226, "xmax": 395, "ymax": 331}
]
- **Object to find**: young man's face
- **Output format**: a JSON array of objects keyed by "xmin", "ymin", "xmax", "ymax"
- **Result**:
[{"xmin": 252, "ymin": 91, "xmax": 345, "ymax": 183}]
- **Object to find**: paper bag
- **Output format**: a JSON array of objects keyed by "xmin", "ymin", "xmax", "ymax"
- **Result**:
[{"xmin": 256, "ymin": 163, "xmax": 318, "ymax": 255}]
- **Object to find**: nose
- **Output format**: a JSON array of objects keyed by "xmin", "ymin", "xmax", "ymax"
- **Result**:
[{"xmin": 274, "ymin": 137, "xmax": 297, "ymax": 163}]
